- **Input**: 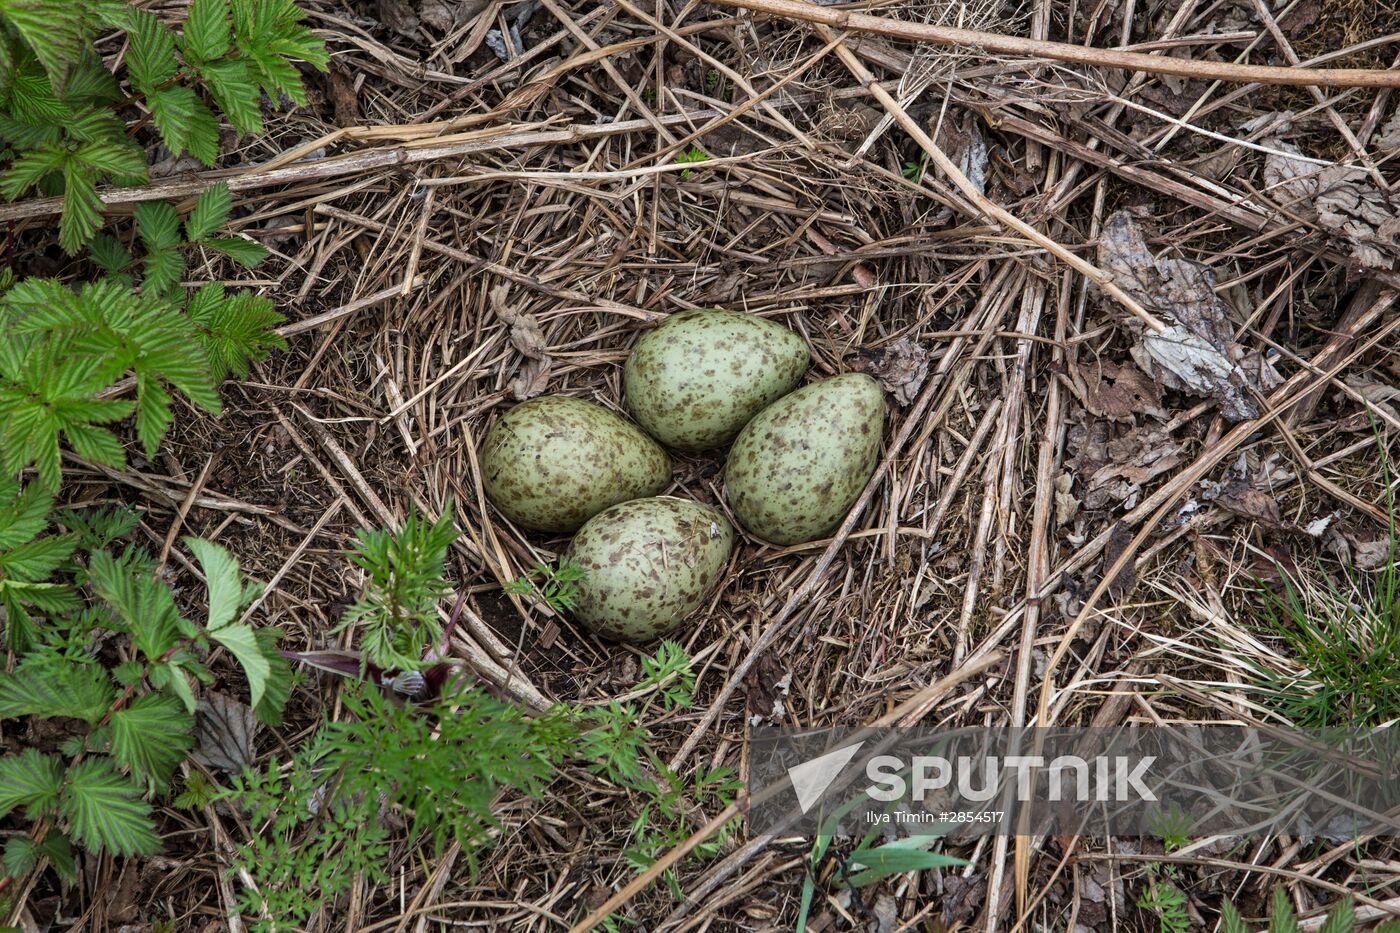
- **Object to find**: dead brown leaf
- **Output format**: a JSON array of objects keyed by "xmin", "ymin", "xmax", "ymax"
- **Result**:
[
  {"xmin": 1066, "ymin": 359, "xmax": 1166, "ymax": 422},
  {"xmin": 1102, "ymin": 521, "xmax": 1137, "ymax": 599},
  {"xmin": 490, "ymin": 284, "xmax": 553, "ymax": 400},
  {"xmin": 1265, "ymin": 142, "xmax": 1400, "ymax": 270},
  {"xmin": 1066, "ymin": 416, "xmax": 1186, "ymax": 510},
  {"xmin": 192, "ymin": 692, "xmax": 258, "ymax": 772},
  {"xmin": 1326, "ymin": 523, "xmax": 1392, "ymax": 571},
  {"xmin": 1099, "ymin": 211, "xmax": 1271, "ymax": 421},
  {"xmin": 848, "ymin": 337, "xmax": 930, "ymax": 406}
]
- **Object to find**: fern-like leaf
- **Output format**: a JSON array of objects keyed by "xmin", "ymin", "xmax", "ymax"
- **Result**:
[
  {"xmin": 185, "ymin": 283, "xmax": 284, "ymax": 380},
  {"xmin": 185, "ymin": 182, "xmax": 232, "ymax": 243},
  {"xmin": 0, "ymin": 0, "xmax": 89, "ymax": 90}
]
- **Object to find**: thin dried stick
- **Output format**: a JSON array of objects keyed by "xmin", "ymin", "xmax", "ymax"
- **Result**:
[
  {"xmin": 817, "ymin": 26, "xmax": 1168, "ymax": 334},
  {"xmin": 708, "ymin": 0, "xmax": 1400, "ymax": 87}
]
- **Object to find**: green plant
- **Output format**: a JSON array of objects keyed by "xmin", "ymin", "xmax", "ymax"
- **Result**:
[
  {"xmin": 1, "ymin": 0, "xmax": 327, "ymax": 253},
  {"xmin": 503, "ymin": 556, "xmax": 587, "ymax": 613},
  {"xmin": 1220, "ymin": 887, "xmax": 1367, "ymax": 932},
  {"xmin": 0, "ymin": 490, "xmax": 289, "ymax": 886},
  {"xmin": 1245, "ymin": 454, "xmax": 1399, "ymax": 728},
  {"xmin": 335, "ymin": 507, "xmax": 457, "ymax": 672},
  {"xmin": 231, "ymin": 524, "xmax": 736, "ymax": 927},
  {"xmin": 676, "ymin": 145, "xmax": 709, "ymax": 180},
  {"xmin": 1139, "ymin": 870, "xmax": 1191, "ymax": 933},
  {"xmin": 902, "ymin": 154, "xmax": 929, "ymax": 183},
  {"xmin": 637, "ymin": 639, "xmax": 695, "ymax": 710}
]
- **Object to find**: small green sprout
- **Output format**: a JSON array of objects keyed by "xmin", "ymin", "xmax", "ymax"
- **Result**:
[
  {"xmin": 676, "ymin": 146, "xmax": 710, "ymax": 180},
  {"xmin": 504, "ymin": 558, "xmax": 588, "ymax": 612}
]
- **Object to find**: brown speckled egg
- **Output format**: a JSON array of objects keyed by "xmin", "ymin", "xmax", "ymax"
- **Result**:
[
  {"xmin": 723, "ymin": 374, "xmax": 885, "ymax": 545},
  {"xmin": 566, "ymin": 496, "xmax": 733, "ymax": 643},
  {"xmin": 481, "ymin": 396, "xmax": 670, "ymax": 533},
  {"xmin": 624, "ymin": 309, "xmax": 809, "ymax": 450}
]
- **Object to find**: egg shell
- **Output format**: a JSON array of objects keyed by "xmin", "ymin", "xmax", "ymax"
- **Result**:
[
  {"xmin": 566, "ymin": 496, "xmax": 733, "ymax": 643},
  {"xmin": 481, "ymin": 396, "xmax": 671, "ymax": 533},
  {"xmin": 724, "ymin": 373, "xmax": 885, "ymax": 545},
  {"xmin": 624, "ymin": 309, "xmax": 810, "ymax": 450}
]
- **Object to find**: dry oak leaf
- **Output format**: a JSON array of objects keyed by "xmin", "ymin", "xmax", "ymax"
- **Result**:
[{"xmin": 1099, "ymin": 211, "xmax": 1269, "ymax": 421}]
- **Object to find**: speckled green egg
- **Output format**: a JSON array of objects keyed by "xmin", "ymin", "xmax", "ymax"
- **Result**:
[
  {"xmin": 624, "ymin": 309, "xmax": 809, "ymax": 451},
  {"xmin": 724, "ymin": 374, "xmax": 885, "ymax": 545},
  {"xmin": 481, "ymin": 396, "xmax": 670, "ymax": 533},
  {"xmin": 566, "ymin": 496, "xmax": 733, "ymax": 643}
]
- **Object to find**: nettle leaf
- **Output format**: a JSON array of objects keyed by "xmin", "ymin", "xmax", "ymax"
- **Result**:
[
  {"xmin": 3, "ymin": 834, "xmax": 41, "ymax": 877},
  {"xmin": 182, "ymin": 0, "xmax": 231, "ymax": 62},
  {"xmin": 0, "ymin": 748, "xmax": 63, "ymax": 820},
  {"xmin": 59, "ymin": 757, "xmax": 161, "ymax": 857},
  {"xmin": 185, "ymin": 182, "xmax": 232, "ymax": 242},
  {"xmin": 0, "ymin": 0, "xmax": 88, "ymax": 90},
  {"xmin": 136, "ymin": 201, "xmax": 182, "ymax": 252},
  {"xmin": 110, "ymin": 693, "xmax": 194, "ymax": 785}
]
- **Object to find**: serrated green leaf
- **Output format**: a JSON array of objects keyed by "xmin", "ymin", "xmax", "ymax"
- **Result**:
[
  {"xmin": 0, "ymin": 749, "xmax": 63, "ymax": 820},
  {"xmin": 185, "ymin": 284, "xmax": 284, "ymax": 380},
  {"xmin": 164, "ymin": 663, "xmax": 197, "ymax": 712},
  {"xmin": 125, "ymin": 7, "xmax": 178, "ymax": 90},
  {"xmin": 135, "ymin": 201, "xmax": 181, "ymax": 251},
  {"xmin": 1220, "ymin": 900, "xmax": 1247, "ymax": 933},
  {"xmin": 146, "ymin": 83, "xmax": 197, "ymax": 157},
  {"xmin": 59, "ymin": 758, "xmax": 161, "ymax": 856},
  {"xmin": 40, "ymin": 831, "xmax": 75, "ymax": 880},
  {"xmin": 252, "ymin": 626, "xmax": 291, "ymax": 726},
  {"xmin": 0, "ymin": 661, "xmax": 115, "ymax": 723},
  {"xmin": 1271, "ymin": 887, "xmax": 1299, "ymax": 933},
  {"xmin": 186, "ymin": 536, "xmax": 245, "ymax": 630},
  {"xmin": 2, "ymin": 579, "xmax": 78, "ymax": 613},
  {"xmin": 134, "ymin": 371, "xmax": 174, "ymax": 456},
  {"xmin": 0, "ymin": 587, "xmax": 37, "ymax": 652},
  {"xmin": 89, "ymin": 232, "xmax": 133, "ymax": 276},
  {"xmin": 0, "ymin": 144, "xmax": 65, "ymax": 200},
  {"xmin": 58, "ymin": 163, "xmax": 101, "ymax": 254},
  {"xmin": 73, "ymin": 140, "xmax": 146, "ymax": 178},
  {"xmin": 0, "ymin": 481, "xmax": 52, "ymax": 550},
  {"xmin": 184, "ymin": 97, "xmax": 220, "ymax": 166},
  {"xmin": 87, "ymin": 549, "xmax": 183, "ymax": 661},
  {"xmin": 61, "ymin": 420, "xmax": 125, "ymax": 467},
  {"xmin": 186, "ymin": 182, "xmax": 231, "ymax": 242},
  {"xmin": 1317, "ymin": 899, "xmax": 1354, "ymax": 933},
  {"xmin": 3, "ymin": 834, "xmax": 39, "ymax": 876},
  {"xmin": 208, "ymin": 622, "xmax": 269, "ymax": 709},
  {"xmin": 182, "ymin": 0, "xmax": 231, "ymax": 61},
  {"xmin": 204, "ymin": 234, "xmax": 267, "ymax": 268},
  {"xmin": 0, "ymin": 0, "xmax": 88, "ymax": 91},
  {"xmin": 0, "ymin": 531, "xmax": 74, "ymax": 580},
  {"xmin": 199, "ymin": 57, "xmax": 261, "ymax": 133},
  {"xmin": 110, "ymin": 693, "xmax": 195, "ymax": 785},
  {"xmin": 142, "ymin": 246, "xmax": 184, "ymax": 298}
]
